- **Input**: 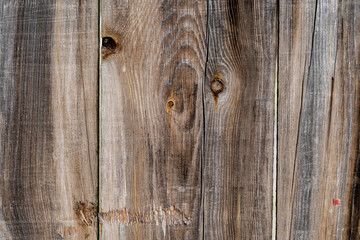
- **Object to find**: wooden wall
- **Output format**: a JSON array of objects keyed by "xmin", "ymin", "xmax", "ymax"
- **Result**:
[{"xmin": 0, "ymin": 1, "xmax": 358, "ymax": 239}]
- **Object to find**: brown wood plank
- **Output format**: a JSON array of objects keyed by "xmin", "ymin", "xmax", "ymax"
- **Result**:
[
  {"xmin": 278, "ymin": 1, "xmax": 360, "ymax": 239},
  {"xmin": 100, "ymin": 0, "xmax": 207, "ymax": 239},
  {"xmin": 0, "ymin": 1, "xmax": 99, "ymax": 239},
  {"xmin": 203, "ymin": 0, "xmax": 276, "ymax": 239}
]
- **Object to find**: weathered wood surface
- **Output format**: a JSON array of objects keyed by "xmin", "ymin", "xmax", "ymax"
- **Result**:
[
  {"xmin": 100, "ymin": 0, "xmax": 207, "ymax": 239},
  {"xmin": 203, "ymin": 0, "xmax": 276, "ymax": 239},
  {"xmin": 2, "ymin": 1, "xmax": 359, "ymax": 239},
  {"xmin": 0, "ymin": 1, "xmax": 98, "ymax": 239},
  {"xmin": 100, "ymin": 0, "xmax": 276, "ymax": 239},
  {"xmin": 278, "ymin": 1, "xmax": 360, "ymax": 239}
]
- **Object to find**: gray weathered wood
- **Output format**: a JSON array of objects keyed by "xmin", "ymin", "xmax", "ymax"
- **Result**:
[
  {"xmin": 0, "ymin": 1, "xmax": 98, "ymax": 239},
  {"xmin": 4, "ymin": 1, "xmax": 359, "ymax": 239},
  {"xmin": 278, "ymin": 0, "xmax": 360, "ymax": 239},
  {"xmin": 100, "ymin": 0, "xmax": 207, "ymax": 239},
  {"xmin": 203, "ymin": 0, "xmax": 276, "ymax": 239},
  {"xmin": 100, "ymin": 1, "xmax": 276, "ymax": 239}
]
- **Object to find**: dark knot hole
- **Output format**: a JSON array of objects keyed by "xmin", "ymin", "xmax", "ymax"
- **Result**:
[{"xmin": 102, "ymin": 37, "xmax": 116, "ymax": 51}]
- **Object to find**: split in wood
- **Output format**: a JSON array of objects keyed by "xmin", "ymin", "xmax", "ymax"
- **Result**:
[
  {"xmin": 99, "ymin": 206, "xmax": 191, "ymax": 226},
  {"xmin": 74, "ymin": 201, "xmax": 190, "ymax": 227}
]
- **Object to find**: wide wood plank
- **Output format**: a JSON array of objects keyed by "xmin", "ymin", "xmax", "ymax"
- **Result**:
[
  {"xmin": 203, "ymin": 0, "xmax": 276, "ymax": 239},
  {"xmin": 100, "ymin": 0, "xmax": 207, "ymax": 239},
  {"xmin": 278, "ymin": 1, "xmax": 360, "ymax": 239},
  {"xmin": 0, "ymin": 1, "xmax": 98, "ymax": 239}
]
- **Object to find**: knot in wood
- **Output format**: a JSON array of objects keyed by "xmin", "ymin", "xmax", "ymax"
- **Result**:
[
  {"xmin": 102, "ymin": 37, "xmax": 116, "ymax": 50},
  {"xmin": 210, "ymin": 74, "xmax": 225, "ymax": 95},
  {"xmin": 102, "ymin": 37, "xmax": 118, "ymax": 59},
  {"xmin": 167, "ymin": 100, "xmax": 175, "ymax": 108}
]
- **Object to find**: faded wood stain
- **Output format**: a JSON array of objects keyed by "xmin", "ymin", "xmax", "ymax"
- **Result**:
[
  {"xmin": 278, "ymin": 1, "xmax": 360, "ymax": 239},
  {"xmin": 203, "ymin": 0, "xmax": 276, "ymax": 239},
  {"xmin": 0, "ymin": 1, "xmax": 99, "ymax": 239},
  {"xmin": 100, "ymin": 0, "xmax": 206, "ymax": 239},
  {"xmin": 1, "ymin": 1, "xmax": 359, "ymax": 239}
]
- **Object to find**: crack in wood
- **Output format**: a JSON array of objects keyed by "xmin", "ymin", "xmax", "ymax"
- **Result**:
[{"xmin": 99, "ymin": 206, "xmax": 191, "ymax": 226}]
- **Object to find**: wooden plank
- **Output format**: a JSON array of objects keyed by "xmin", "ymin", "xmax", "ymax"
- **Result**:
[
  {"xmin": 203, "ymin": 0, "xmax": 276, "ymax": 239},
  {"xmin": 0, "ymin": 1, "xmax": 98, "ymax": 239},
  {"xmin": 100, "ymin": 0, "xmax": 207, "ymax": 239},
  {"xmin": 278, "ymin": 1, "xmax": 360, "ymax": 239}
]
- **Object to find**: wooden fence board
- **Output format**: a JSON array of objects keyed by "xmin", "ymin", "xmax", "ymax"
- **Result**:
[
  {"xmin": 0, "ymin": 1, "xmax": 98, "ymax": 239},
  {"xmin": 100, "ymin": 0, "xmax": 207, "ymax": 239},
  {"xmin": 203, "ymin": 0, "xmax": 276, "ymax": 239},
  {"xmin": 278, "ymin": 1, "xmax": 360, "ymax": 239}
]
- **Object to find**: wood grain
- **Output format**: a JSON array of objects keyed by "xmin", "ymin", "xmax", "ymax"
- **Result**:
[
  {"xmin": 5, "ymin": 1, "xmax": 359, "ymax": 239},
  {"xmin": 202, "ymin": 0, "xmax": 276, "ymax": 239},
  {"xmin": 0, "ymin": 1, "xmax": 98, "ymax": 239},
  {"xmin": 100, "ymin": 0, "xmax": 207, "ymax": 239},
  {"xmin": 278, "ymin": 0, "xmax": 360, "ymax": 239}
]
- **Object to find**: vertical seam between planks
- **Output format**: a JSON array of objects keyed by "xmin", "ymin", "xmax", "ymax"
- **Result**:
[
  {"xmin": 273, "ymin": 0, "xmax": 279, "ymax": 239},
  {"xmin": 97, "ymin": 0, "xmax": 102, "ymax": 239},
  {"xmin": 201, "ymin": 0, "xmax": 211, "ymax": 239}
]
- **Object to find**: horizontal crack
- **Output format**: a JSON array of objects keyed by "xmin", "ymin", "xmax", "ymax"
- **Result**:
[{"xmin": 99, "ymin": 206, "xmax": 191, "ymax": 226}]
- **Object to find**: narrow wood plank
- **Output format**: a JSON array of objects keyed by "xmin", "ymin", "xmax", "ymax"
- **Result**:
[
  {"xmin": 100, "ymin": 0, "xmax": 207, "ymax": 239},
  {"xmin": 278, "ymin": 1, "xmax": 360, "ymax": 239},
  {"xmin": 0, "ymin": 1, "xmax": 98, "ymax": 239},
  {"xmin": 203, "ymin": 0, "xmax": 276, "ymax": 239}
]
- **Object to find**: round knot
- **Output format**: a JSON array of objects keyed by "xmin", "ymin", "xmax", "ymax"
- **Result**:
[
  {"xmin": 102, "ymin": 37, "xmax": 118, "ymax": 59},
  {"xmin": 102, "ymin": 37, "xmax": 116, "ymax": 50},
  {"xmin": 167, "ymin": 100, "xmax": 175, "ymax": 108},
  {"xmin": 210, "ymin": 74, "xmax": 225, "ymax": 95}
]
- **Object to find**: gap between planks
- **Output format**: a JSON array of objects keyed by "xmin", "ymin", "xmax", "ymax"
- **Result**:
[
  {"xmin": 97, "ymin": 0, "xmax": 102, "ymax": 239},
  {"xmin": 273, "ymin": 1, "xmax": 280, "ymax": 239}
]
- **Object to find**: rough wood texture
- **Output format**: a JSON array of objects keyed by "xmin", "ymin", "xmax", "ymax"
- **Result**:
[
  {"xmin": 0, "ymin": 1, "xmax": 98, "ymax": 239},
  {"xmin": 4, "ymin": 1, "xmax": 359, "ymax": 239},
  {"xmin": 278, "ymin": 1, "xmax": 360, "ymax": 239},
  {"xmin": 203, "ymin": 0, "xmax": 276, "ymax": 239},
  {"xmin": 100, "ymin": 0, "xmax": 207, "ymax": 239},
  {"xmin": 101, "ymin": 0, "xmax": 276, "ymax": 239}
]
